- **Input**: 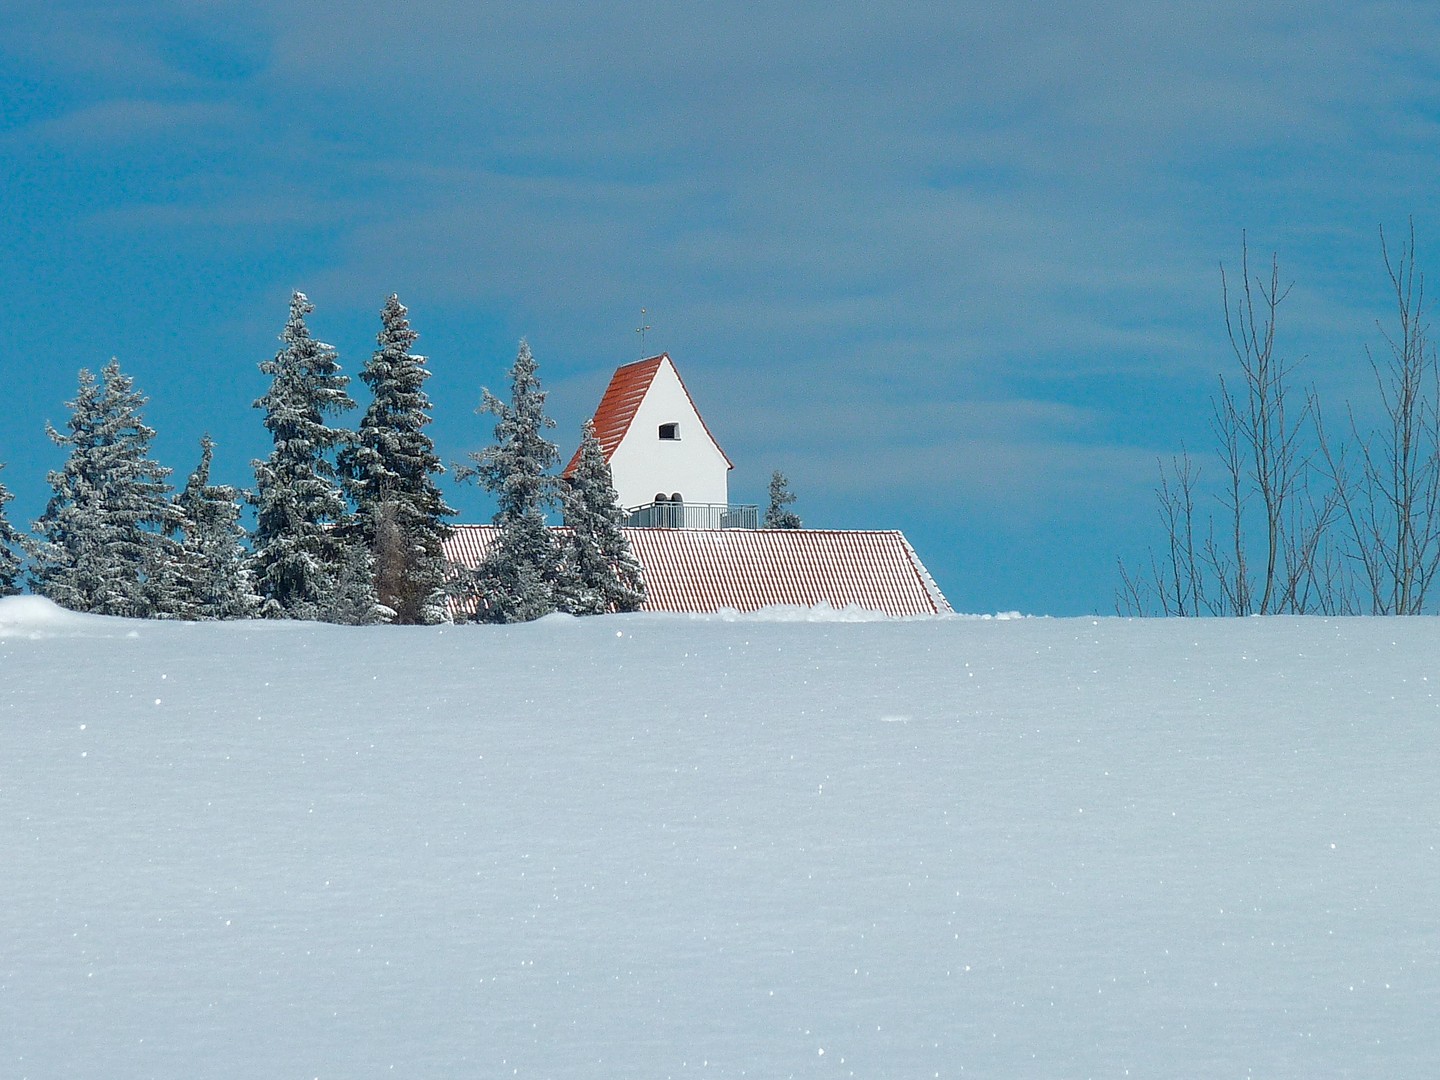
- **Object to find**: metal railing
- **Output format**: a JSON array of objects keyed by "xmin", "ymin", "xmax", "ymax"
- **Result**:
[{"xmin": 624, "ymin": 501, "xmax": 759, "ymax": 529}]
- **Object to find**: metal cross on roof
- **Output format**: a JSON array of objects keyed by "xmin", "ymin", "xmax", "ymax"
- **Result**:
[{"xmin": 635, "ymin": 308, "xmax": 652, "ymax": 354}]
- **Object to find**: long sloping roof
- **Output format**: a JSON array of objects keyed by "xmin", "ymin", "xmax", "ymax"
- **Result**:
[
  {"xmin": 444, "ymin": 526, "xmax": 951, "ymax": 617},
  {"xmin": 563, "ymin": 354, "xmax": 734, "ymax": 476}
]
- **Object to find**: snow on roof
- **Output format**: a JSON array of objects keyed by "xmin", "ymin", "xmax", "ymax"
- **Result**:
[
  {"xmin": 444, "ymin": 526, "xmax": 952, "ymax": 617},
  {"xmin": 563, "ymin": 354, "xmax": 734, "ymax": 477}
]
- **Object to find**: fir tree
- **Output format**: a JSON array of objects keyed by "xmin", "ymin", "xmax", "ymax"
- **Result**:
[
  {"xmin": 458, "ymin": 340, "xmax": 561, "ymax": 623},
  {"xmin": 558, "ymin": 419, "xmax": 645, "ymax": 614},
  {"xmin": 765, "ymin": 470, "xmax": 803, "ymax": 529},
  {"xmin": 0, "ymin": 465, "xmax": 25, "ymax": 595},
  {"xmin": 30, "ymin": 361, "xmax": 174, "ymax": 616},
  {"xmin": 144, "ymin": 493, "xmax": 192, "ymax": 618},
  {"xmin": 327, "ymin": 531, "xmax": 392, "ymax": 625},
  {"xmin": 341, "ymin": 295, "xmax": 455, "ymax": 623},
  {"xmin": 250, "ymin": 291, "xmax": 358, "ymax": 620},
  {"xmin": 166, "ymin": 436, "xmax": 260, "ymax": 620}
]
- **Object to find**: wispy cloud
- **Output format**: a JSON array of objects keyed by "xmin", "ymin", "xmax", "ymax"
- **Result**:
[
  {"xmin": 14, "ymin": 98, "xmax": 250, "ymax": 149},
  {"xmin": 5, "ymin": 1, "xmax": 271, "ymax": 93}
]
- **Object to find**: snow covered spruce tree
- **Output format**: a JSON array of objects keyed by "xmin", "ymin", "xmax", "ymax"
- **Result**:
[
  {"xmin": 164, "ymin": 436, "xmax": 260, "ymax": 619},
  {"xmin": 0, "ymin": 464, "xmax": 25, "ymax": 595},
  {"xmin": 340, "ymin": 295, "xmax": 455, "ymax": 624},
  {"xmin": 251, "ymin": 292, "xmax": 379, "ymax": 622},
  {"xmin": 558, "ymin": 419, "xmax": 645, "ymax": 614},
  {"xmin": 30, "ymin": 361, "xmax": 175, "ymax": 616},
  {"xmin": 765, "ymin": 470, "xmax": 803, "ymax": 528},
  {"xmin": 457, "ymin": 340, "xmax": 562, "ymax": 622}
]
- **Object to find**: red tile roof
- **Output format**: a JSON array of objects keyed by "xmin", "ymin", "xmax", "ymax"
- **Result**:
[
  {"xmin": 563, "ymin": 354, "xmax": 734, "ymax": 476},
  {"xmin": 444, "ymin": 526, "xmax": 952, "ymax": 617}
]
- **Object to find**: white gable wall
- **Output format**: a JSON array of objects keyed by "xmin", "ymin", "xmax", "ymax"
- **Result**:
[{"xmin": 608, "ymin": 357, "xmax": 730, "ymax": 509}]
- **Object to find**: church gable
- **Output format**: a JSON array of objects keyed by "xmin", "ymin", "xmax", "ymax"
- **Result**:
[{"xmin": 568, "ymin": 353, "xmax": 732, "ymax": 511}]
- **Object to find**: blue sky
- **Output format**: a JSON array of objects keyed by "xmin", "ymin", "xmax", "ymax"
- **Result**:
[{"xmin": 3, "ymin": 1, "xmax": 1440, "ymax": 615}]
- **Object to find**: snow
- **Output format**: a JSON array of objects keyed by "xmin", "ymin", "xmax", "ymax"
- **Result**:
[
  {"xmin": 0, "ymin": 594, "xmax": 137, "ymax": 639},
  {"xmin": 2, "ymin": 605, "xmax": 1438, "ymax": 1077}
]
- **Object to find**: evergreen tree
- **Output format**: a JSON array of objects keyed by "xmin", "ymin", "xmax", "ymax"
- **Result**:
[
  {"xmin": 166, "ymin": 436, "xmax": 260, "ymax": 620},
  {"xmin": 559, "ymin": 419, "xmax": 645, "ymax": 614},
  {"xmin": 327, "ymin": 531, "xmax": 392, "ymax": 625},
  {"xmin": 765, "ymin": 469, "xmax": 803, "ymax": 528},
  {"xmin": 144, "ymin": 494, "xmax": 192, "ymax": 618},
  {"xmin": 0, "ymin": 465, "xmax": 24, "ymax": 595},
  {"xmin": 341, "ymin": 295, "xmax": 455, "ymax": 623},
  {"xmin": 30, "ymin": 361, "xmax": 174, "ymax": 616},
  {"xmin": 250, "ymin": 291, "xmax": 357, "ymax": 620},
  {"xmin": 458, "ymin": 339, "xmax": 561, "ymax": 623}
]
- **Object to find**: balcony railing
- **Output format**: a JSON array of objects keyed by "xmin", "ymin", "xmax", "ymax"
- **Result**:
[{"xmin": 624, "ymin": 501, "xmax": 759, "ymax": 529}]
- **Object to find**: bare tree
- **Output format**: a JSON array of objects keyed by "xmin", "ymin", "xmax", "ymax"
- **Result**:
[
  {"xmin": 1158, "ymin": 451, "xmax": 1204, "ymax": 615},
  {"xmin": 370, "ymin": 500, "xmax": 409, "ymax": 619},
  {"xmin": 1118, "ymin": 451, "xmax": 1205, "ymax": 616},
  {"xmin": 1119, "ymin": 238, "xmax": 1342, "ymax": 615},
  {"xmin": 1321, "ymin": 222, "xmax": 1440, "ymax": 613},
  {"xmin": 1203, "ymin": 240, "xmax": 1339, "ymax": 613}
]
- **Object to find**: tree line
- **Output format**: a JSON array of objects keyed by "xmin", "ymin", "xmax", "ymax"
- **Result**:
[
  {"xmin": 1119, "ymin": 224, "xmax": 1440, "ymax": 616},
  {"xmin": 0, "ymin": 292, "xmax": 646, "ymax": 624}
]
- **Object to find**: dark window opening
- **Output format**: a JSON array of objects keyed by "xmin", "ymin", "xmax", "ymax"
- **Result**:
[{"xmin": 658, "ymin": 423, "xmax": 680, "ymax": 440}]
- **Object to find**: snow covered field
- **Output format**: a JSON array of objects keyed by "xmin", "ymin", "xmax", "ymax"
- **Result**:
[{"xmin": 2, "ymin": 598, "xmax": 1438, "ymax": 1079}]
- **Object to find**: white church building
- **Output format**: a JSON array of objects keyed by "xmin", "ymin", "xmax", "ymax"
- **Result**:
[
  {"xmin": 566, "ymin": 353, "xmax": 739, "ymax": 525},
  {"xmin": 446, "ymin": 353, "xmax": 951, "ymax": 617}
]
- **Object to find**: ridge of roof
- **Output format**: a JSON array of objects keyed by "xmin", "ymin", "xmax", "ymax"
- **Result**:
[{"xmin": 448, "ymin": 524, "xmax": 919, "ymax": 537}]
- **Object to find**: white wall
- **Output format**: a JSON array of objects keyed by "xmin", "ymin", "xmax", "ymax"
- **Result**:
[{"xmin": 609, "ymin": 357, "xmax": 730, "ymax": 510}]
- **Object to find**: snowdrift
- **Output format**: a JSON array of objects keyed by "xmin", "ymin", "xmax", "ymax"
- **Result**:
[
  {"xmin": 2, "ymin": 612, "xmax": 1437, "ymax": 1078},
  {"xmin": 0, "ymin": 594, "xmax": 142, "ymax": 639}
]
